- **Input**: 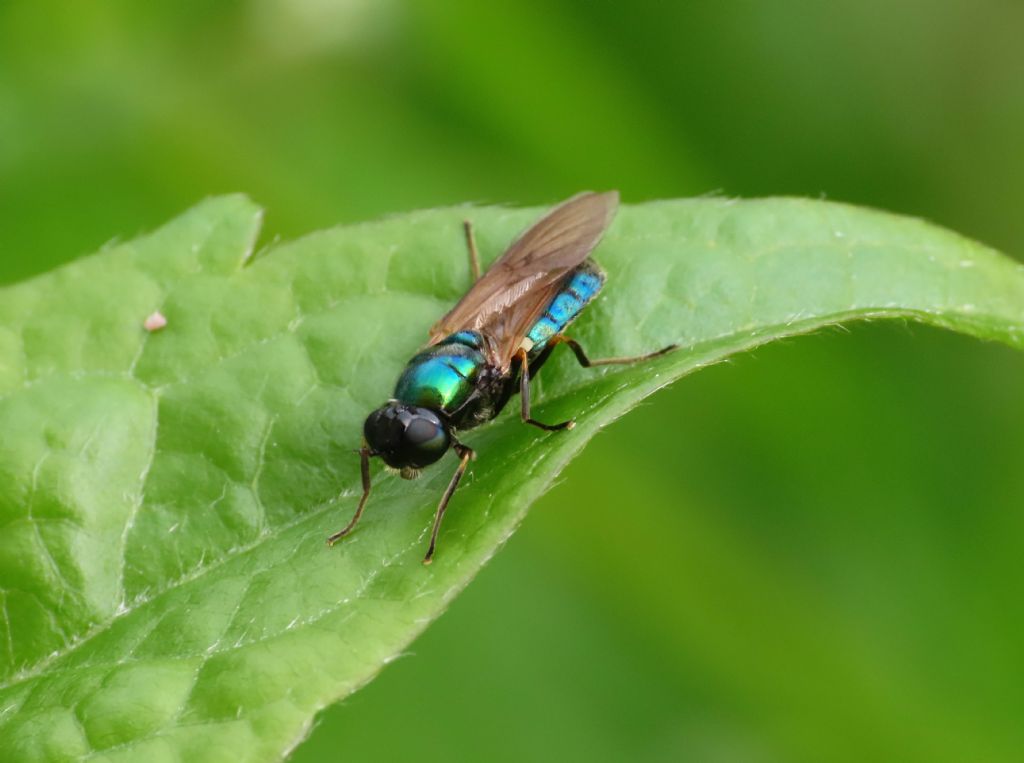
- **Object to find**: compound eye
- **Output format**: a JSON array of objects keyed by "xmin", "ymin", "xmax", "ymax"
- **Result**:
[
  {"xmin": 401, "ymin": 414, "xmax": 449, "ymax": 467},
  {"xmin": 406, "ymin": 416, "xmax": 443, "ymax": 447},
  {"xmin": 363, "ymin": 404, "xmax": 450, "ymax": 469}
]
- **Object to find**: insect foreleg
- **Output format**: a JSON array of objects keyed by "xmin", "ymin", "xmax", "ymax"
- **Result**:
[
  {"xmin": 423, "ymin": 442, "xmax": 475, "ymax": 564},
  {"xmin": 327, "ymin": 446, "xmax": 373, "ymax": 545}
]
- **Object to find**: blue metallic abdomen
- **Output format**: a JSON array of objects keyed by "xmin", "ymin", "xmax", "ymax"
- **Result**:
[
  {"xmin": 526, "ymin": 260, "xmax": 605, "ymax": 354},
  {"xmin": 394, "ymin": 331, "xmax": 487, "ymax": 413}
]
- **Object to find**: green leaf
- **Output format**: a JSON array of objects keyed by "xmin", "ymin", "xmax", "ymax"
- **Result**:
[{"xmin": 0, "ymin": 195, "xmax": 1021, "ymax": 761}]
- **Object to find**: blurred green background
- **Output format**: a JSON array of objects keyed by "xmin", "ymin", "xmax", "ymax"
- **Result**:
[{"xmin": 3, "ymin": 2, "xmax": 1024, "ymax": 761}]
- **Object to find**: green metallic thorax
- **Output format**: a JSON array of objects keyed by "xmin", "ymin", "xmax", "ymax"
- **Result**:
[{"xmin": 393, "ymin": 331, "xmax": 487, "ymax": 414}]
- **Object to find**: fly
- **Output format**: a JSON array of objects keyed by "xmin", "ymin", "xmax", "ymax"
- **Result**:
[{"xmin": 328, "ymin": 191, "xmax": 676, "ymax": 563}]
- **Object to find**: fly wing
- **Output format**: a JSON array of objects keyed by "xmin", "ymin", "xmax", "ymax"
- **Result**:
[{"xmin": 429, "ymin": 191, "xmax": 618, "ymax": 369}]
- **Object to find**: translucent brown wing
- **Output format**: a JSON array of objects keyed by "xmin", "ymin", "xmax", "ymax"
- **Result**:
[{"xmin": 429, "ymin": 191, "xmax": 618, "ymax": 370}]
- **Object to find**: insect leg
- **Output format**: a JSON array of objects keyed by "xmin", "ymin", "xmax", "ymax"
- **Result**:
[
  {"xmin": 462, "ymin": 220, "xmax": 481, "ymax": 282},
  {"xmin": 551, "ymin": 335, "xmax": 678, "ymax": 367},
  {"xmin": 423, "ymin": 442, "xmax": 475, "ymax": 565},
  {"xmin": 327, "ymin": 446, "xmax": 373, "ymax": 545},
  {"xmin": 516, "ymin": 348, "xmax": 575, "ymax": 432}
]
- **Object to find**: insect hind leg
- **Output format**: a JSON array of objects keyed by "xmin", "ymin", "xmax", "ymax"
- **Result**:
[
  {"xmin": 462, "ymin": 220, "xmax": 481, "ymax": 282},
  {"xmin": 552, "ymin": 335, "xmax": 677, "ymax": 367}
]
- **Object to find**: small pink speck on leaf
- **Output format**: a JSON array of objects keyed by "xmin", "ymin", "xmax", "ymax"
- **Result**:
[{"xmin": 144, "ymin": 311, "xmax": 168, "ymax": 332}]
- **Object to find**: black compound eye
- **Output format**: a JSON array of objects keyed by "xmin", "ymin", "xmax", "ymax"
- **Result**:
[
  {"xmin": 398, "ymin": 412, "xmax": 449, "ymax": 467},
  {"xmin": 406, "ymin": 416, "xmax": 444, "ymax": 448},
  {"xmin": 364, "ymin": 404, "xmax": 450, "ymax": 469}
]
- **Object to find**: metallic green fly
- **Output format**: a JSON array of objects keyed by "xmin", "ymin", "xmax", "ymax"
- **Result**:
[{"xmin": 328, "ymin": 192, "xmax": 675, "ymax": 563}]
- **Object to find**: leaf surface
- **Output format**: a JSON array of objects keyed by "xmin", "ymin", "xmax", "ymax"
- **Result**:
[{"xmin": 0, "ymin": 196, "xmax": 1021, "ymax": 761}]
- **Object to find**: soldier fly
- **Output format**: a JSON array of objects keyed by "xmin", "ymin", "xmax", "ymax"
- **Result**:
[{"xmin": 328, "ymin": 191, "xmax": 676, "ymax": 563}]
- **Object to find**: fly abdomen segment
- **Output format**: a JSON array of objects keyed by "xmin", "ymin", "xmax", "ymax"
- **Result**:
[{"xmin": 524, "ymin": 261, "xmax": 605, "ymax": 356}]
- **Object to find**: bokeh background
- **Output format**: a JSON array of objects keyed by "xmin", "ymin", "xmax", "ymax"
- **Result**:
[{"xmin": 4, "ymin": 2, "xmax": 1024, "ymax": 761}]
